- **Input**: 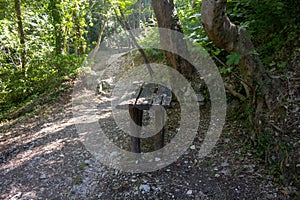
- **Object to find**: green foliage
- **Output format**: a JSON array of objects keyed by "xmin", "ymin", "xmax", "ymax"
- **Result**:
[
  {"xmin": 110, "ymin": 0, "xmax": 138, "ymax": 14},
  {"xmin": 177, "ymin": 2, "xmax": 205, "ymax": 44},
  {"xmin": 177, "ymin": 0, "xmax": 299, "ymax": 75},
  {"xmin": 219, "ymin": 66, "xmax": 233, "ymax": 75},
  {"xmin": 176, "ymin": 1, "xmax": 223, "ymax": 55},
  {"xmin": 137, "ymin": 28, "xmax": 164, "ymax": 60},
  {"xmin": 79, "ymin": 161, "xmax": 89, "ymax": 170},
  {"xmin": 0, "ymin": 55, "xmax": 83, "ymax": 119},
  {"xmin": 255, "ymin": 130, "xmax": 295, "ymax": 184},
  {"xmin": 73, "ymin": 175, "xmax": 83, "ymax": 184},
  {"xmin": 0, "ymin": 0, "xmax": 87, "ymax": 120},
  {"xmin": 226, "ymin": 0, "xmax": 300, "ymax": 68},
  {"xmin": 226, "ymin": 52, "xmax": 242, "ymax": 66}
]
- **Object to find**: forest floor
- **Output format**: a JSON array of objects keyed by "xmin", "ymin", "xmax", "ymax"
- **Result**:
[{"xmin": 0, "ymin": 53, "xmax": 299, "ymax": 199}]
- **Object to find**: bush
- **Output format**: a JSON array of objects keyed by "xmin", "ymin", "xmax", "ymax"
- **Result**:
[
  {"xmin": 226, "ymin": 0, "xmax": 300, "ymax": 67},
  {"xmin": 0, "ymin": 54, "xmax": 83, "ymax": 117}
]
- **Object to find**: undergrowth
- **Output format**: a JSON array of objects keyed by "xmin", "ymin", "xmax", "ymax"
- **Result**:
[{"xmin": 0, "ymin": 54, "xmax": 83, "ymax": 122}]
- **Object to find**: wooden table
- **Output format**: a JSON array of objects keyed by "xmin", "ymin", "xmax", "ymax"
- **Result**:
[{"xmin": 116, "ymin": 82, "xmax": 172, "ymax": 153}]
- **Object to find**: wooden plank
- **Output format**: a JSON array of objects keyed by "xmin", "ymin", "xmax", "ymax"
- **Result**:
[
  {"xmin": 116, "ymin": 81, "xmax": 144, "ymax": 109},
  {"xmin": 134, "ymin": 83, "xmax": 156, "ymax": 110},
  {"xmin": 153, "ymin": 84, "xmax": 172, "ymax": 106}
]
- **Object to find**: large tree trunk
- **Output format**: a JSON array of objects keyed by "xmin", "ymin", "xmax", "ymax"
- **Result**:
[
  {"xmin": 152, "ymin": 0, "xmax": 193, "ymax": 78},
  {"xmin": 14, "ymin": 0, "xmax": 26, "ymax": 69},
  {"xmin": 201, "ymin": 0, "xmax": 271, "ymax": 138}
]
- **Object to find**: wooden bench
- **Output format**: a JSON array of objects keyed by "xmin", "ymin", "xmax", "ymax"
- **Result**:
[{"xmin": 116, "ymin": 82, "xmax": 172, "ymax": 153}]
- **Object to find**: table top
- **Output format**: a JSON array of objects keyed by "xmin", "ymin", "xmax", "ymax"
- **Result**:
[{"xmin": 116, "ymin": 82, "xmax": 172, "ymax": 110}]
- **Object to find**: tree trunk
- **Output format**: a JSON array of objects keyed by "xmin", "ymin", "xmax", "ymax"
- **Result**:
[
  {"xmin": 92, "ymin": 18, "xmax": 107, "ymax": 59},
  {"xmin": 152, "ymin": 0, "xmax": 193, "ymax": 78},
  {"xmin": 14, "ymin": 0, "xmax": 26, "ymax": 69},
  {"xmin": 73, "ymin": 10, "xmax": 85, "ymax": 55},
  {"xmin": 136, "ymin": 0, "xmax": 141, "ymax": 30},
  {"xmin": 49, "ymin": 0, "xmax": 63, "ymax": 55},
  {"xmin": 201, "ymin": 0, "xmax": 271, "ymax": 138}
]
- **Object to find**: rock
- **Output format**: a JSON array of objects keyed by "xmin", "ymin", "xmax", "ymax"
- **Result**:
[
  {"xmin": 224, "ymin": 138, "xmax": 230, "ymax": 143},
  {"xmin": 221, "ymin": 161, "xmax": 229, "ymax": 167},
  {"xmin": 11, "ymin": 192, "xmax": 22, "ymax": 199},
  {"xmin": 198, "ymin": 191, "xmax": 205, "ymax": 197},
  {"xmin": 190, "ymin": 145, "xmax": 196, "ymax": 150},
  {"xmin": 152, "ymin": 186, "xmax": 161, "ymax": 192},
  {"xmin": 139, "ymin": 184, "xmax": 151, "ymax": 193},
  {"xmin": 155, "ymin": 157, "xmax": 161, "ymax": 162},
  {"xmin": 220, "ymin": 169, "xmax": 230, "ymax": 176},
  {"xmin": 196, "ymin": 93, "xmax": 205, "ymax": 102},
  {"xmin": 186, "ymin": 190, "xmax": 193, "ymax": 195},
  {"xmin": 40, "ymin": 174, "xmax": 47, "ymax": 179},
  {"xmin": 244, "ymin": 164, "xmax": 256, "ymax": 173}
]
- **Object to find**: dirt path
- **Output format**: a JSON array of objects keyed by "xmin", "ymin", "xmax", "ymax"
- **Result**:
[{"xmin": 0, "ymin": 55, "xmax": 295, "ymax": 199}]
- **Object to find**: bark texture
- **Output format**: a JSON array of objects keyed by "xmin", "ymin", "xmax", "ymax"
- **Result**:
[
  {"xmin": 14, "ymin": 0, "xmax": 26, "ymax": 68},
  {"xmin": 201, "ymin": 0, "xmax": 271, "ymax": 137},
  {"xmin": 152, "ymin": 0, "xmax": 193, "ymax": 77}
]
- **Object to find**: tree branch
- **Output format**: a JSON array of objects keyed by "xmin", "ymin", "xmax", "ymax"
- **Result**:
[
  {"xmin": 201, "ymin": 0, "xmax": 272, "ymax": 137},
  {"xmin": 224, "ymin": 83, "xmax": 246, "ymax": 100},
  {"xmin": 114, "ymin": 7, "xmax": 154, "ymax": 77},
  {"xmin": 211, "ymin": 53, "xmax": 252, "ymax": 90}
]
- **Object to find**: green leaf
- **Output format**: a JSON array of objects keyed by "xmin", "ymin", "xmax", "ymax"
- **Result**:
[{"xmin": 226, "ymin": 52, "xmax": 242, "ymax": 66}]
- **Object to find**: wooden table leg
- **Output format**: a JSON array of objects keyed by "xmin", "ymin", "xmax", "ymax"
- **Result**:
[
  {"xmin": 154, "ymin": 106, "xmax": 165, "ymax": 150},
  {"xmin": 129, "ymin": 107, "xmax": 143, "ymax": 153}
]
